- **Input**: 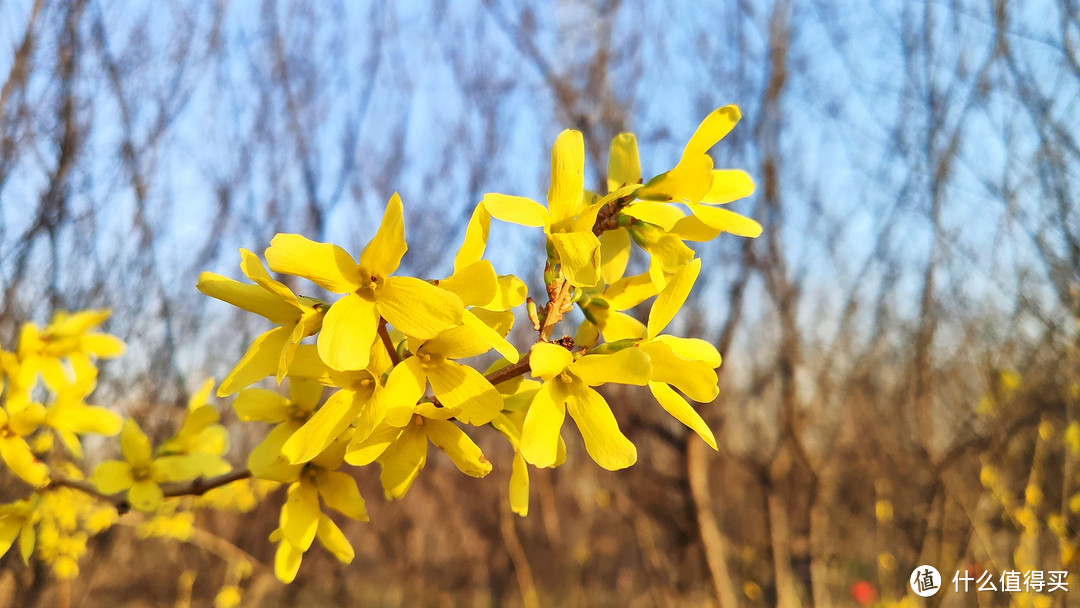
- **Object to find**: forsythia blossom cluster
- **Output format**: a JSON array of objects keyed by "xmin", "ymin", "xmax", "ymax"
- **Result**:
[
  {"xmin": 196, "ymin": 105, "xmax": 760, "ymax": 581},
  {"xmin": 1, "ymin": 106, "xmax": 761, "ymax": 587}
]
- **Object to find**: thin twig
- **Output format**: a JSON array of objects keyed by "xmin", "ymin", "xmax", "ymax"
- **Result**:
[
  {"xmin": 484, "ymin": 354, "xmax": 533, "ymax": 386},
  {"xmin": 47, "ymin": 468, "xmax": 253, "ymax": 513},
  {"xmin": 378, "ymin": 317, "xmax": 401, "ymax": 366}
]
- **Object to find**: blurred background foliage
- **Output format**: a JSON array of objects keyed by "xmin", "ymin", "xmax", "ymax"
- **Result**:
[{"xmin": 1, "ymin": 0, "xmax": 1079, "ymax": 606}]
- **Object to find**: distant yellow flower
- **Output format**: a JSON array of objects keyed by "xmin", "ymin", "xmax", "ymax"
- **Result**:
[
  {"xmin": 1064, "ymin": 421, "xmax": 1080, "ymax": 455},
  {"xmin": 265, "ymin": 193, "xmax": 463, "ymax": 372},
  {"xmin": 198, "ymin": 249, "xmax": 324, "ymax": 395},
  {"xmin": 875, "ymin": 500, "xmax": 894, "ymax": 524},
  {"xmin": 346, "ymin": 402, "xmax": 492, "ymax": 499},
  {"xmin": 42, "ymin": 358, "xmax": 122, "ymax": 459},
  {"xmin": 0, "ymin": 497, "xmax": 37, "ymax": 564},
  {"xmin": 520, "ymin": 342, "xmax": 650, "ymax": 470},
  {"xmin": 91, "ymin": 419, "xmax": 204, "ymax": 511},
  {"xmin": 1, "ymin": 311, "xmax": 123, "ymax": 401},
  {"xmin": 214, "ymin": 585, "xmax": 243, "ymax": 608},
  {"xmin": 156, "ymin": 379, "xmax": 231, "ymax": 477},
  {"xmin": 0, "ymin": 402, "xmax": 49, "ymax": 487}
]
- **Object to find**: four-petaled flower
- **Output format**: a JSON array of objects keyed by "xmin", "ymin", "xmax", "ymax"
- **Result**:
[
  {"xmin": 520, "ymin": 342, "xmax": 651, "ymax": 471},
  {"xmin": 265, "ymin": 193, "xmax": 464, "ymax": 372},
  {"xmin": 91, "ymin": 419, "xmax": 204, "ymax": 511}
]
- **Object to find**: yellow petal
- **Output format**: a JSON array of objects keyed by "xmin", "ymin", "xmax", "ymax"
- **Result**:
[
  {"xmin": 529, "ymin": 342, "xmax": 573, "ymax": 381},
  {"xmin": 641, "ymin": 341, "xmax": 719, "ymax": 403},
  {"xmin": 424, "ymin": 419, "xmax": 492, "ymax": 477},
  {"xmin": 482, "ymin": 274, "xmax": 529, "ymax": 311},
  {"xmin": 280, "ymin": 480, "xmax": 320, "ymax": 550},
  {"xmin": 274, "ymin": 537, "xmax": 304, "ymax": 583},
  {"xmin": 648, "ymin": 258, "xmax": 700, "ymax": 338},
  {"xmin": 358, "ymin": 192, "xmax": 408, "ymax": 277},
  {"xmin": 316, "ymin": 514, "xmax": 355, "ymax": 563},
  {"xmin": 239, "ymin": 249, "xmax": 300, "ymax": 306},
  {"xmin": 637, "ymin": 154, "xmax": 714, "ymax": 204},
  {"xmin": 92, "ymin": 460, "xmax": 134, "ymax": 494},
  {"xmin": 683, "ymin": 105, "xmax": 740, "ymax": 158},
  {"xmin": 129, "ymin": 479, "xmax": 165, "ymax": 512},
  {"xmin": 482, "ymin": 193, "xmax": 550, "ymax": 229},
  {"xmin": 569, "ymin": 199, "xmax": 607, "ymax": 234},
  {"xmin": 120, "ymin": 418, "xmax": 152, "ymax": 467},
  {"xmin": 686, "ymin": 203, "xmax": 762, "ymax": 237},
  {"xmin": 669, "ymin": 213, "xmax": 723, "ymax": 242},
  {"xmin": 624, "ymin": 202, "xmax": 686, "ymax": 231},
  {"xmin": 378, "ymin": 277, "xmax": 463, "ymax": 340},
  {"xmin": 233, "ymin": 388, "xmax": 292, "ymax": 422},
  {"xmin": 426, "ymin": 361, "xmax": 502, "ymax": 425},
  {"xmin": 377, "ymin": 425, "xmax": 428, "ymax": 499},
  {"xmin": 150, "ymin": 455, "xmax": 207, "ymax": 483},
  {"xmin": 80, "ymin": 333, "xmax": 126, "ymax": 358},
  {"xmin": 519, "ymin": 382, "xmax": 565, "ymax": 468},
  {"xmin": 510, "ymin": 451, "xmax": 529, "ymax": 516},
  {"xmin": 317, "ymin": 293, "xmax": 379, "ymax": 372},
  {"xmin": 197, "ymin": 272, "xmax": 298, "ymax": 324},
  {"xmin": 0, "ymin": 516, "xmax": 21, "ymax": 559},
  {"xmin": 439, "ymin": 260, "xmax": 497, "ymax": 308},
  {"xmin": 453, "ymin": 203, "xmax": 491, "ymax": 273},
  {"xmin": 0, "ymin": 437, "xmax": 49, "ymax": 487},
  {"xmin": 566, "ymin": 386, "xmax": 637, "ymax": 470},
  {"xmin": 547, "ymin": 129, "xmax": 586, "ymax": 226},
  {"xmin": 571, "ymin": 348, "xmax": 651, "ymax": 387},
  {"xmin": 598, "ymin": 229, "xmax": 630, "ymax": 284},
  {"xmin": 653, "ymin": 335, "xmax": 721, "ymax": 367},
  {"xmin": 282, "ymin": 390, "xmax": 365, "ymax": 464},
  {"xmin": 574, "ymin": 319, "xmax": 600, "ymax": 348},
  {"xmin": 354, "ymin": 365, "xmax": 423, "ymax": 444},
  {"xmin": 247, "ymin": 421, "xmax": 305, "ymax": 482},
  {"xmin": 649, "ymin": 382, "xmax": 717, "ymax": 450},
  {"xmin": 701, "ymin": 169, "xmax": 755, "ymax": 204},
  {"xmin": 598, "ymin": 312, "xmax": 646, "ymax": 343},
  {"xmin": 605, "ymin": 273, "xmax": 659, "ymax": 310},
  {"xmin": 344, "ymin": 424, "xmax": 403, "ymax": 466},
  {"xmin": 314, "ymin": 470, "xmax": 368, "ymax": 521},
  {"xmin": 18, "ymin": 522, "xmax": 34, "ymax": 564},
  {"xmin": 550, "ymin": 231, "xmax": 601, "ymax": 287},
  {"xmin": 218, "ymin": 326, "xmax": 291, "ymax": 396},
  {"xmin": 420, "ymin": 320, "xmax": 488, "ymax": 360},
  {"xmin": 49, "ymin": 404, "xmax": 123, "ymax": 436},
  {"xmin": 265, "ymin": 233, "xmax": 361, "ymax": 293},
  {"xmin": 461, "ymin": 310, "xmax": 518, "ymax": 363},
  {"xmin": 289, "ymin": 378, "xmax": 325, "ymax": 411},
  {"xmin": 382, "ymin": 358, "xmax": 428, "ymax": 427},
  {"xmin": 607, "ymin": 133, "xmax": 641, "ymax": 193}
]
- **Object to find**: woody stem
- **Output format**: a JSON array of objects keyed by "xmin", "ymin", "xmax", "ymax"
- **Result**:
[
  {"xmin": 47, "ymin": 469, "xmax": 253, "ymax": 515},
  {"xmin": 378, "ymin": 317, "xmax": 401, "ymax": 366}
]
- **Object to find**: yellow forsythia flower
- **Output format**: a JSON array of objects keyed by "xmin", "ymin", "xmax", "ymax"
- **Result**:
[{"xmin": 264, "ymin": 193, "xmax": 463, "ymax": 372}]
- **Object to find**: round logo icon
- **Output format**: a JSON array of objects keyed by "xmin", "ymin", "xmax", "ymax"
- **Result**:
[{"xmin": 910, "ymin": 565, "xmax": 942, "ymax": 597}]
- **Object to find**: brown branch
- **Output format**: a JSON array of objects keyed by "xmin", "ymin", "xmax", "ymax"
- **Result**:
[
  {"xmin": 378, "ymin": 317, "xmax": 401, "ymax": 366},
  {"xmin": 484, "ymin": 354, "xmax": 533, "ymax": 386},
  {"xmin": 47, "ymin": 469, "xmax": 253, "ymax": 514}
]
